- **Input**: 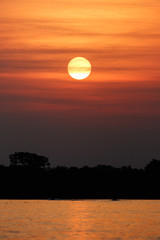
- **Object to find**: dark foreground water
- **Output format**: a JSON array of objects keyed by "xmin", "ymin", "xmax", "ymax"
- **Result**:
[{"xmin": 0, "ymin": 200, "xmax": 160, "ymax": 239}]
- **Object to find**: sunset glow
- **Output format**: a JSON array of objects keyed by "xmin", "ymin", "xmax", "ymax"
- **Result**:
[{"xmin": 0, "ymin": 0, "xmax": 160, "ymax": 167}]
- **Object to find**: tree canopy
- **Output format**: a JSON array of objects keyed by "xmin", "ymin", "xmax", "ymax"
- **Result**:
[
  {"xmin": 9, "ymin": 152, "xmax": 50, "ymax": 169},
  {"xmin": 145, "ymin": 159, "xmax": 160, "ymax": 173}
]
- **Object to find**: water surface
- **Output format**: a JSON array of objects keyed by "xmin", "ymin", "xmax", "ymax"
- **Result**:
[{"xmin": 0, "ymin": 200, "xmax": 160, "ymax": 239}]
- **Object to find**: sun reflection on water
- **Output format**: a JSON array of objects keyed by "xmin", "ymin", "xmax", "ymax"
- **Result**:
[{"xmin": 0, "ymin": 200, "xmax": 160, "ymax": 239}]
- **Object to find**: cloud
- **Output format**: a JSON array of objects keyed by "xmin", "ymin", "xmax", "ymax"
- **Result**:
[
  {"xmin": 0, "ymin": 74, "xmax": 160, "ymax": 119},
  {"xmin": 0, "ymin": 45, "xmax": 160, "ymax": 76}
]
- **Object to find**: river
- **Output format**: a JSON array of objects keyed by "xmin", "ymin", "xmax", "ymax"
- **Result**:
[{"xmin": 0, "ymin": 200, "xmax": 160, "ymax": 239}]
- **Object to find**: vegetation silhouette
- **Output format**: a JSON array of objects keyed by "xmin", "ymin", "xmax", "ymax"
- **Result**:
[
  {"xmin": 0, "ymin": 152, "xmax": 160, "ymax": 199},
  {"xmin": 9, "ymin": 152, "xmax": 50, "ymax": 169}
]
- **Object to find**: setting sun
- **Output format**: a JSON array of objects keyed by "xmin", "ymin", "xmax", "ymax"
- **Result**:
[
  {"xmin": 0, "ymin": 0, "xmax": 160, "ymax": 176},
  {"xmin": 68, "ymin": 57, "xmax": 91, "ymax": 80}
]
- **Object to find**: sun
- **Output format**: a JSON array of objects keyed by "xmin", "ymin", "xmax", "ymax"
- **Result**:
[{"xmin": 68, "ymin": 57, "xmax": 91, "ymax": 80}]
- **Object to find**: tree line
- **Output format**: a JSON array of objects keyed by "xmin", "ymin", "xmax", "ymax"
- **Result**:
[{"xmin": 0, "ymin": 151, "xmax": 160, "ymax": 199}]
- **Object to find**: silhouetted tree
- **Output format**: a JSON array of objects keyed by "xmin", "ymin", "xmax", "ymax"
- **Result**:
[
  {"xmin": 9, "ymin": 152, "xmax": 50, "ymax": 169},
  {"xmin": 145, "ymin": 159, "xmax": 160, "ymax": 173},
  {"xmin": 0, "ymin": 157, "xmax": 159, "ymax": 199}
]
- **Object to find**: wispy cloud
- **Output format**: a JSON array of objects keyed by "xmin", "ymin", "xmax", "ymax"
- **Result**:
[{"xmin": 0, "ymin": 0, "xmax": 160, "ymax": 117}]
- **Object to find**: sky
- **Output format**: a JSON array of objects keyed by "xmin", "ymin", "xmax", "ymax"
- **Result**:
[{"xmin": 0, "ymin": 0, "xmax": 160, "ymax": 168}]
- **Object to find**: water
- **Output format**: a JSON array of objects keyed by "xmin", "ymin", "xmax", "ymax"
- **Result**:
[{"xmin": 0, "ymin": 200, "xmax": 160, "ymax": 239}]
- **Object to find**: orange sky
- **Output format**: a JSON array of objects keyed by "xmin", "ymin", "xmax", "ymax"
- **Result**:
[{"xmin": 0, "ymin": 0, "xmax": 160, "ymax": 167}]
